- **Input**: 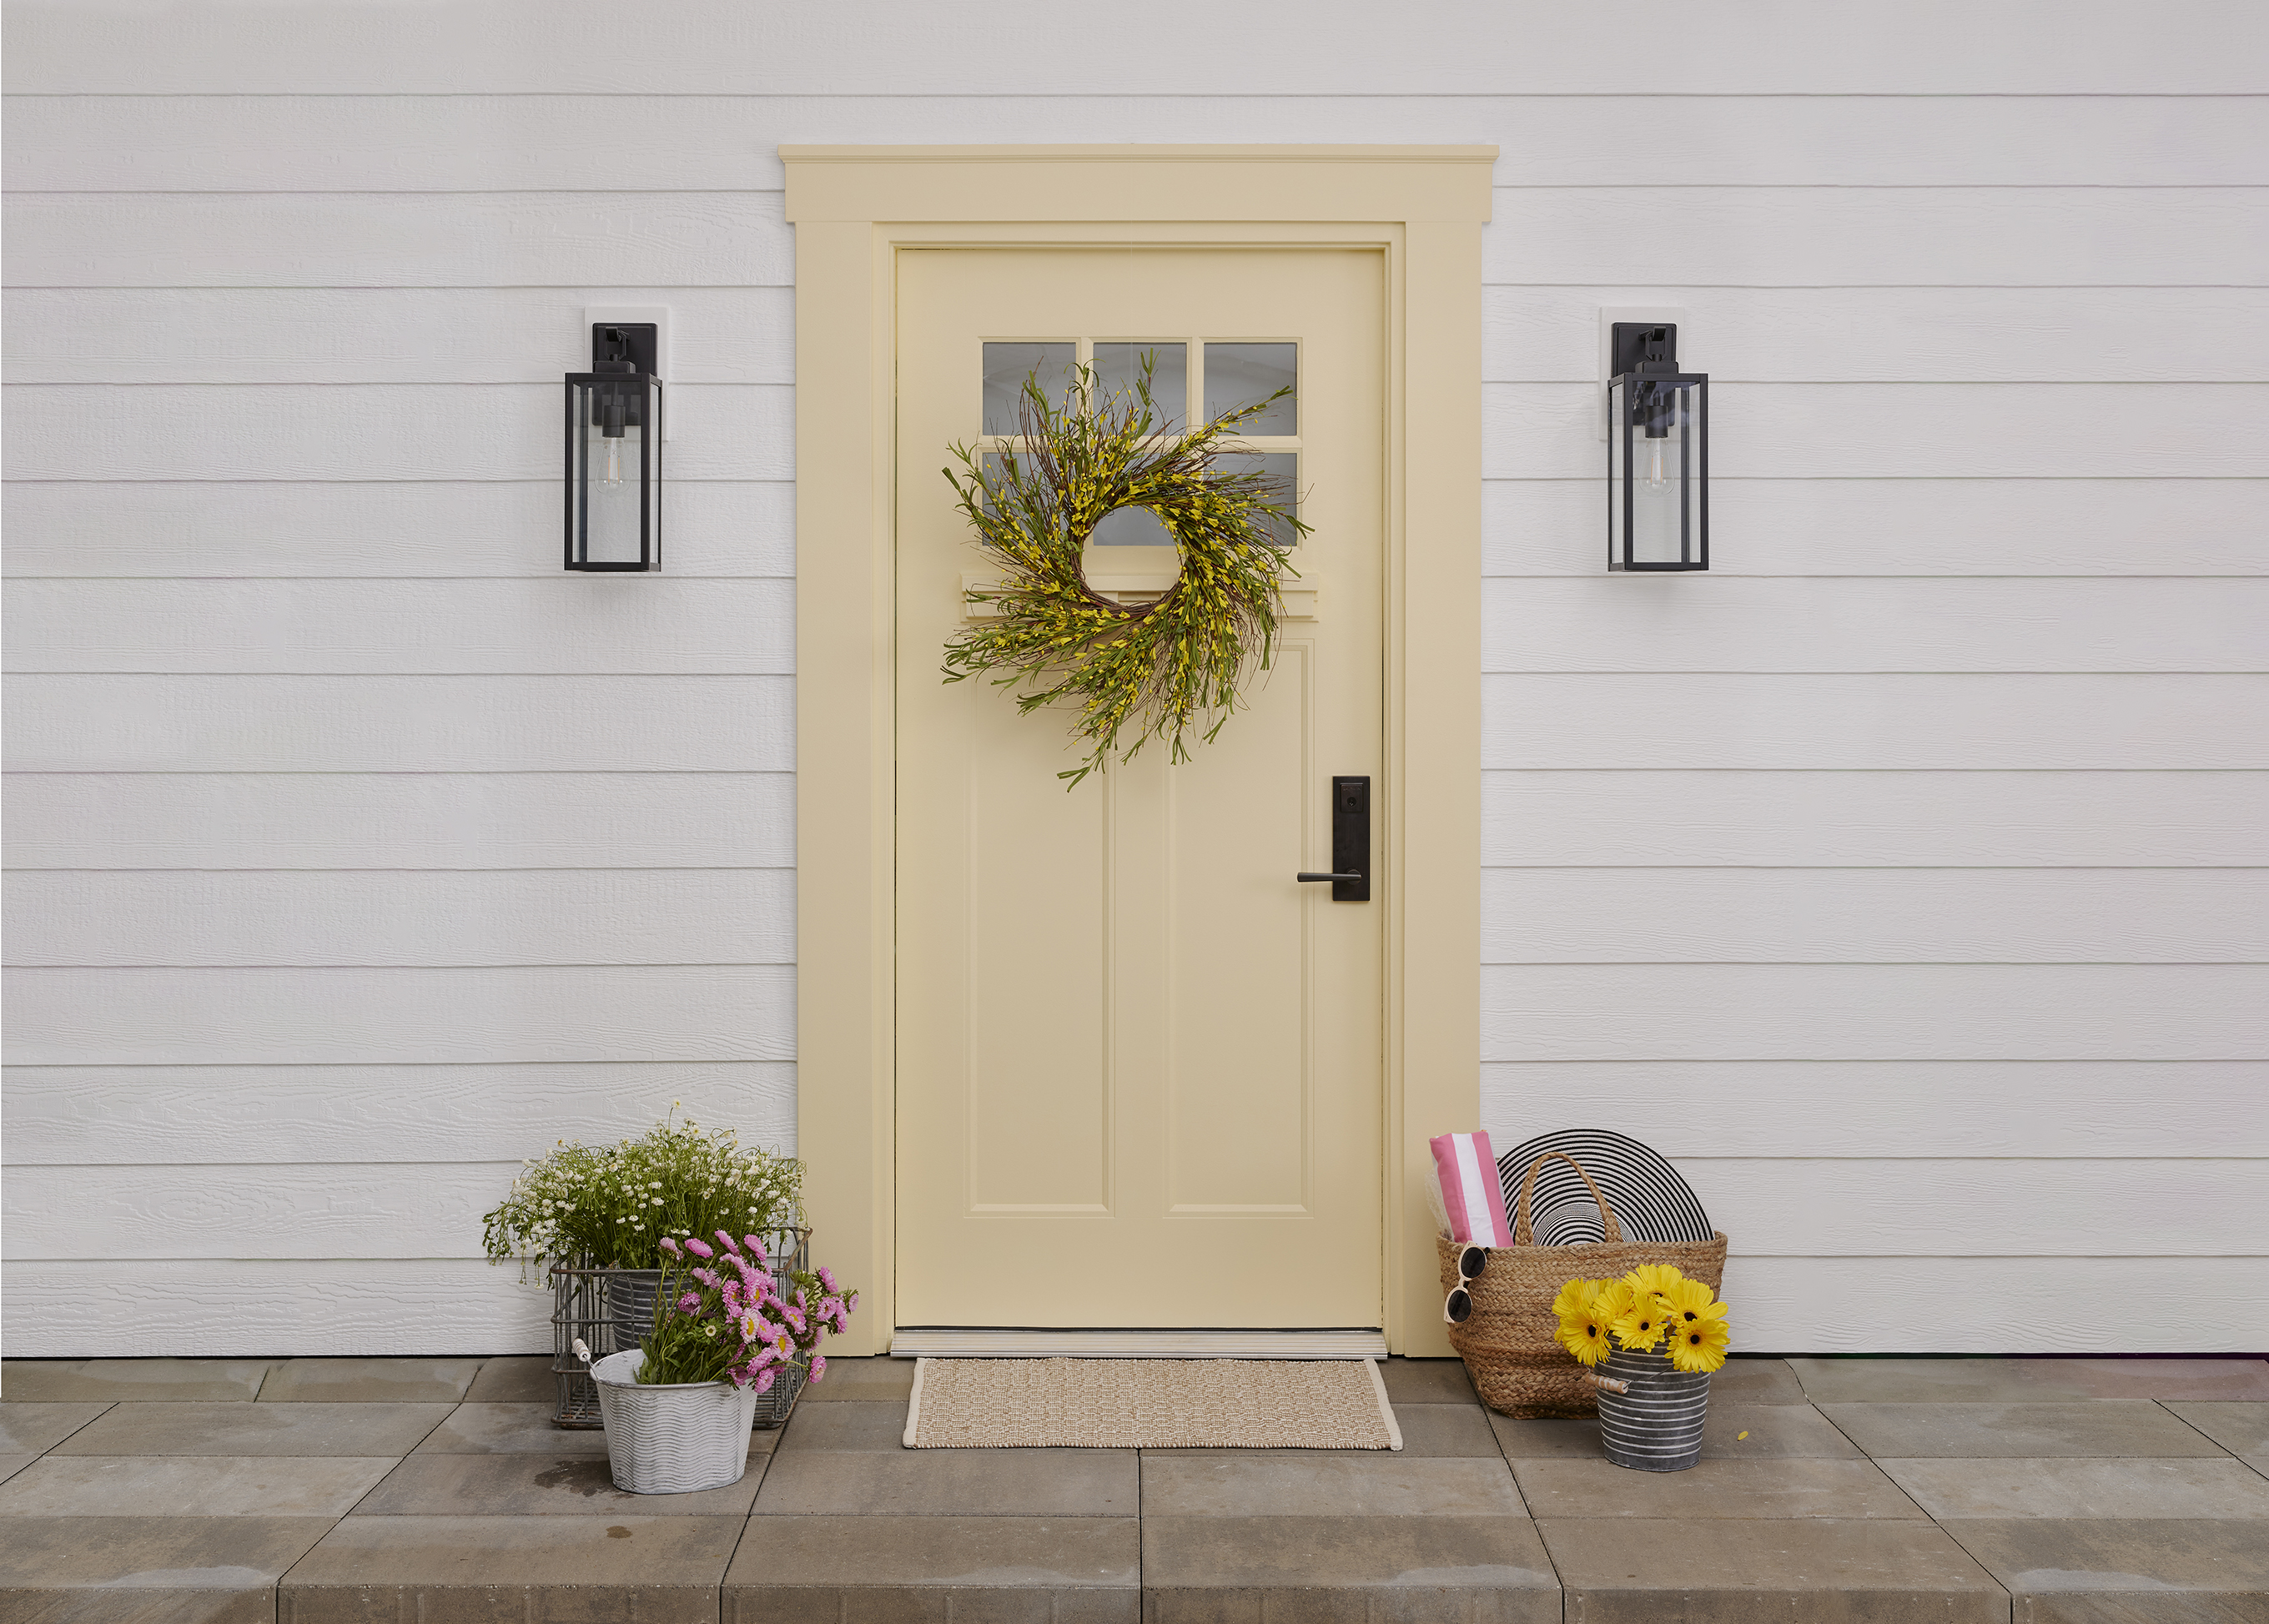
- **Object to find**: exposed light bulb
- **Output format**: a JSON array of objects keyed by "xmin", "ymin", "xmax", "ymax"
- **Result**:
[{"xmin": 603, "ymin": 436, "xmax": 624, "ymax": 489}]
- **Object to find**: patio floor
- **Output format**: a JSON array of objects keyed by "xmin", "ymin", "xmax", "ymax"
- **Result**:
[{"xmin": 2, "ymin": 1354, "xmax": 2266, "ymax": 1622}]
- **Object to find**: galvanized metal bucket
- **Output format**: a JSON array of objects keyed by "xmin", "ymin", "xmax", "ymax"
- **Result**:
[
  {"xmin": 1595, "ymin": 1346, "xmax": 1709, "ymax": 1471},
  {"xmin": 588, "ymin": 1349, "xmax": 759, "ymax": 1494}
]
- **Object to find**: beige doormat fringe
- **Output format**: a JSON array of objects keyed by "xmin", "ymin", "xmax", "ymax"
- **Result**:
[{"xmin": 902, "ymin": 1357, "xmax": 1402, "ymax": 1450}]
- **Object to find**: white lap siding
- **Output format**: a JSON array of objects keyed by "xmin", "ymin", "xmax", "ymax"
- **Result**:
[{"xmin": 5, "ymin": 0, "xmax": 2264, "ymax": 1352}]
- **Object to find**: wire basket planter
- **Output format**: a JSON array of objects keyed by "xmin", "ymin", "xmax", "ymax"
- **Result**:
[{"xmin": 548, "ymin": 1226, "xmax": 811, "ymax": 1430}]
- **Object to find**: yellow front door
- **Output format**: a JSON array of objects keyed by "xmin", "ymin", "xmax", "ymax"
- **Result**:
[{"xmin": 893, "ymin": 247, "xmax": 1386, "ymax": 1329}]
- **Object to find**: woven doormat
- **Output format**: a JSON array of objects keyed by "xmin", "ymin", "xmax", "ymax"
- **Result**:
[{"xmin": 902, "ymin": 1357, "xmax": 1402, "ymax": 1450}]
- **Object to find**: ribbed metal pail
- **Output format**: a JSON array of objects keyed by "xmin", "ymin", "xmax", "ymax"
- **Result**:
[
  {"xmin": 589, "ymin": 1350, "xmax": 759, "ymax": 1494},
  {"xmin": 1596, "ymin": 1346, "xmax": 1709, "ymax": 1471}
]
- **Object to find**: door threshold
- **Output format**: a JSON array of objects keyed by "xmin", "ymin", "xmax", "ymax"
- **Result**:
[{"xmin": 889, "ymin": 1328, "xmax": 1390, "ymax": 1360}]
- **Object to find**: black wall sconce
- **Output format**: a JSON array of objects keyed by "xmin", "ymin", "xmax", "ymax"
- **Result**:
[
  {"xmin": 565, "ymin": 323, "xmax": 662, "ymax": 571},
  {"xmin": 1607, "ymin": 322, "xmax": 1707, "ymax": 572}
]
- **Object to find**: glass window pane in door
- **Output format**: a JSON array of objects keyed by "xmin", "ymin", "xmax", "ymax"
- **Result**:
[
  {"xmin": 1211, "ymin": 451, "xmax": 1299, "ymax": 547},
  {"xmin": 983, "ymin": 342, "xmax": 1077, "ymax": 434},
  {"xmin": 1092, "ymin": 342, "xmax": 1188, "ymax": 425},
  {"xmin": 1204, "ymin": 343, "xmax": 1296, "ymax": 435},
  {"xmin": 1090, "ymin": 504, "xmax": 1175, "ymax": 547}
]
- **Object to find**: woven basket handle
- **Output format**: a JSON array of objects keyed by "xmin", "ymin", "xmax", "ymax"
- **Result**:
[{"xmin": 1512, "ymin": 1151, "xmax": 1625, "ymax": 1246}]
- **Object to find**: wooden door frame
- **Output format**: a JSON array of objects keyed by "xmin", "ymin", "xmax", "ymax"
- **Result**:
[{"xmin": 785, "ymin": 146, "xmax": 1493, "ymax": 1357}]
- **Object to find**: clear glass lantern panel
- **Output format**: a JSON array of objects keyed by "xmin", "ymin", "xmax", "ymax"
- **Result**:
[
  {"xmin": 1092, "ymin": 342, "xmax": 1188, "ymax": 425},
  {"xmin": 1204, "ymin": 343, "xmax": 1296, "ymax": 435},
  {"xmin": 1210, "ymin": 450, "xmax": 1299, "ymax": 547},
  {"xmin": 983, "ymin": 342, "xmax": 1078, "ymax": 434},
  {"xmin": 572, "ymin": 379, "xmax": 656, "ymax": 568},
  {"xmin": 1609, "ymin": 379, "xmax": 1701, "ymax": 570}
]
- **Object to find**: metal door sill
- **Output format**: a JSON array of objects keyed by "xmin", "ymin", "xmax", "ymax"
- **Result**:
[{"xmin": 888, "ymin": 1328, "xmax": 1389, "ymax": 1359}]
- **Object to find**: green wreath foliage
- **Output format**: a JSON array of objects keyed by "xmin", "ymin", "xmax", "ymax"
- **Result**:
[{"xmin": 942, "ymin": 359, "xmax": 1306, "ymax": 787}]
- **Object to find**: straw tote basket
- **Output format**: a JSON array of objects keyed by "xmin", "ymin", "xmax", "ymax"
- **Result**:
[{"xmin": 1439, "ymin": 1150, "xmax": 1728, "ymax": 1419}]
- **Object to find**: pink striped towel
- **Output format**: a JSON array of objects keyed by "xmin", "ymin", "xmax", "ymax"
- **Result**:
[{"xmin": 1430, "ymin": 1132, "xmax": 1513, "ymax": 1247}]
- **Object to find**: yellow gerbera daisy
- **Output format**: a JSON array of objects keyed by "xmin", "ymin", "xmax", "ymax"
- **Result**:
[
  {"xmin": 1626, "ymin": 1263, "xmax": 1683, "ymax": 1299},
  {"xmin": 1610, "ymin": 1293, "xmax": 1669, "ymax": 1351},
  {"xmin": 1591, "ymin": 1277, "xmax": 1636, "ymax": 1322},
  {"xmin": 1659, "ymin": 1276, "xmax": 1728, "ymax": 1330},
  {"xmin": 1551, "ymin": 1277, "xmax": 1606, "ymax": 1324},
  {"xmin": 1667, "ymin": 1312, "xmax": 1731, "ymax": 1375},
  {"xmin": 1554, "ymin": 1285, "xmax": 1615, "ymax": 1368}
]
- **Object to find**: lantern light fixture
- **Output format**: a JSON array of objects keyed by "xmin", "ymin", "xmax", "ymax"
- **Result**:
[
  {"xmin": 1607, "ymin": 320, "xmax": 1708, "ymax": 573},
  {"xmin": 565, "ymin": 321, "xmax": 662, "ymax": 571}
]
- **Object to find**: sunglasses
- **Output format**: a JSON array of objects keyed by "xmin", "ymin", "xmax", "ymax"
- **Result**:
[{"xmin": 1443, "ymin": 1243, "xmax": 1488, "ymax": 1325}]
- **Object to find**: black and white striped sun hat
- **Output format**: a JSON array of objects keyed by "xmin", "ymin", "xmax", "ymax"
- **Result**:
[{"xmin": 1496, "ymin": 1129, "xmax": 1714, "ymax": 1248}]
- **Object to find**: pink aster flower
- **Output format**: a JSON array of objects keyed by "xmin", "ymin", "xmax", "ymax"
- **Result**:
[
  {"xmin": 809, "ymin": 1354, "xmax": 828, "ymax": 1383},
  {"xmin": 744, "ymin": 1235, "xmax": 770, "ymax": 1266},
  {"xmin": 692, "ymin": 1266, "xmax": 721, "ymax": 1289},
  {"xmin": 683, "ymin": 1238, "xmax": 714, "ymax": 1259},
  {"xmin": 752, "ymin": 1367, "xmax": 777, "ymax": 1395},
  {"xmin": 715, "ymin": 1230, "xmax": 742, "ymax": 1257},
  {"xmin": 657, "ymin": 1236, "xmax": 682, "ymax": 1256},
  {"xmin": 817, "ymin": 1266, "xmax": 838, "ymax": 1294},
  {"xmin": 677, "ymin": 1292, "xmax": 701, "ymax": 1312}
]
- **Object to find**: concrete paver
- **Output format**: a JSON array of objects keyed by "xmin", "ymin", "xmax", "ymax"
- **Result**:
[
  {"xmin": 1376, "ymin": 1355, "xmax": 1477, "ymax": 1405},
  {"xmin": 259, "ymin": 1355, "xmax": 485, "ymax": 1404},
  {"xmin": 1538, "ymin": 1516, "xmax": 2008, "ymax": 1621},
  {"xmin": 1141, "ymin": 1452, "xmax": 1525, "ymax": 1516},
  {"xmin": 0, "ymin": 1514, "xmax": 334, "ymax": 1621},
  {"xmin": 52, "ymin": 1400, "xmax": 455, "ymax": 1457},
  {"xmin": 359, "ymin": 1451, "xmax": 765, "ymax": 1516},
  {"xmin": 2166, "ymin": 1400, "xmax": 2269, "ymax": 1462},
  {"xmin": 1792, "ymin": 1355, "xmax": 2269, "ymax": 1405},
  {"xmin": 1143, "ymin": 1513, "xmax": 1560, "ymax": 1624},
  {"xmin": 1511, "ymin": 1455, "xmax": 1929, "ymax": 1520},
  {"xmin": 411, "ymin": 1400, "xmax": 615, "ymax": 1456},
  {"xmin": 1491, "ymin": 1400, "xmax": 1861, "ymax": 1460},
  {"xmin": 0, "ymin": 1400, "xmax": 113, "ymax": 1453},
  {"xmin": 1945, "ymin": 1517, "xmax": 2269, "ymax": 1600},
  {"xmin": 1879, "ymin": 1456, "xmax": 2269, "ymax": 1520},
  {"xmin": 753, "ymin": 1446, "xmax": 1136, "ymax": 1516},
  {"xmin": 795, "ymin": 1354, "xmax": 916, "ymax": 1401},
  {"xmin": 0, "ymin": 1456, "xmax": 33, "ymax": 1487},
  {"xmin": 460, "ymin": 1355, "xmax": 557, "ymax": 1403},
  {"xmin": 282, "ymin": 1513, "xmax": 744, "ymax": 1623},
  {"xmin": 0, "ymin": 1358, "xmax": 275, "ymax": 1403},
  {"xmin": 0, "ymin": 1453, "xmax": 396, "ymax": 1517},
  {"xmin": 723, "ymin": 1514, "xmax": 1140, "ymax": 1622},
  {"xmin": 1708, "ymin": 1355, "xmax": 1809, "ymax": 1403},
  {"xmin": 1822, "ymin": 1399, "xmax": 2235, "ymax": 1458}
]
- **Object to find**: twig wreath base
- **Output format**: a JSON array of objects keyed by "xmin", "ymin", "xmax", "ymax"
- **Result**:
[{"xmin": 942, "ymin": 360, "xmax": 1306, "ymax": 787}]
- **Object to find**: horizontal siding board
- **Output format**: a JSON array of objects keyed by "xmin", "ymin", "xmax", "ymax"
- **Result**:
[
  {"xmin": 1486, "ymin": 383, "xmax": 2266, "ymax": 481},
  {"xmin": 12, "ymin": 284, "xmax": 2262, "ymax": 390},
  {"xmin": 1485, "ymin": 479, "xmax": 2269, "ymax": 579},
  {"xmin": 3, "ymin": 191, "xmax": 792, "ymax": 288},
  {"xmin": 3, "ymin": 383, "xmax": 792, "ymax": 483},
  {"xmin": 4, "ymin": 869, "xmax": 794, "ymax": 968},
  {"xmin": 1482, "ymin": 963, "xmax": 2269, "ymax": 1060},
  {"xmin": 2, "ymin": 480, "xmax": 794, "ymax": 579},
  {"xmin": 1485, "ymin": 286, "xmax": 2269, "ymax": 385},
  {"xmin": 1482, "ymin": 771, "xmax": 2269, "ymax": 867},
  {"xmin": 3, "ymin": 965, "xmax": 797, "ymax": 1065},
  {"xmin": 8, "ymin": 1, "xmax": 2260, "ymax": 94},
  {"xmin": 1, "ymin": 1061, "xmax": 797, "ymax": 1164},
  {"xmin": 4, "ymin": 675, "xmax": 792, "ymax": 772},
  {"xmin": 1481, "ymin": 1060, "xmax": 2269, "ymax": 1157},
  {"xmin": 5, "ymin": 579, "xmax": 794, "ymax": 676},
  {"xmin": 1480, "ymin": 868, "xmax": 2269, "ymax": 963},
  {"xmin": 1483, "ymin": 189, "xmax": 2269, "ymax": 288},
  {"xmin": 1482, "ymin": 675, "xmax": 2269, "ymax": 770},
  {"xmin": 1479, "ymin": 577, "xmax": 2269, "ymax": 674},
  {"xmin": 3, "ymin": 772, "xmax": 795, "ymax": 869},
  {"xmin": 5, "ymin": 1254, "xmax": 2259, "ymax": 1358},
  {"xmin": 2, "ymin": 286, "xmax": 796, "ymax": 385},
  {"xmin": 13, "ymin": 1156, "xmax": 2252, "ymax": 1261},
  {"xmin": 12, "ymin": 189, "xmax": 2262, "ymax": 291},
  {"xmin": 13, "ymin": 95, "xmax": 2265, "ymax": 192}
]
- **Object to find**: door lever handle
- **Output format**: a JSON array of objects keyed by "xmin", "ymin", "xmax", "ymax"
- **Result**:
[{"xmin": 1296, "ymin": 872, "xmax": 1361, "ymax": 883}]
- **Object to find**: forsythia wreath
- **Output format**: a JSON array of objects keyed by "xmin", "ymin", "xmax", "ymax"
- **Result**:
[{"xmin": 941, "ymin": 359, "xmax": 1306, "ymax": 787}]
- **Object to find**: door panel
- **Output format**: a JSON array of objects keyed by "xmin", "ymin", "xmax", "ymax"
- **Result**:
[{"xmin": 895, "ymin": 247, "xmax": 1384, "ymax": 1328}]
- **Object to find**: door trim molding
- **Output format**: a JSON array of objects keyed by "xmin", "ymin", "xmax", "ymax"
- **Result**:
[{"xmin": 785, "ymin": 145, "xmax": 1493, "ymax": 1357}]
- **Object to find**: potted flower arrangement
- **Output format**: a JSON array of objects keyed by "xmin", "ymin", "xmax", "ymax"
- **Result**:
[
  {"xmin": 577, "ymin": 1229, "xmax": 858, "ymax": 1494},
  {"xmin": 1553, "ymin": 1264, "xmax": 1730, "ymax": 1471},
  {"xmin": 481, "ymin": 1107, "xmax": 807, "ymax": 1426}
]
